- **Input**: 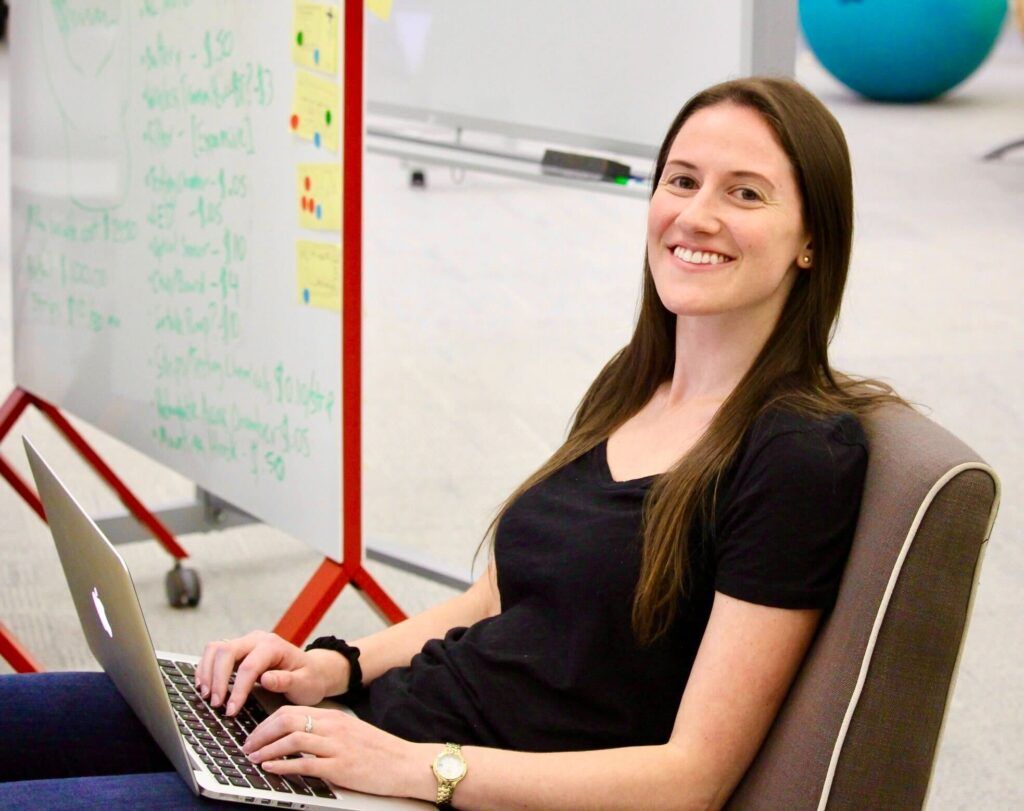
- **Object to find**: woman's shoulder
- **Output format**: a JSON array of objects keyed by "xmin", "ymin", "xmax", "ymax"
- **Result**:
[
  {"xmin": 723, "ymin": 406, "xmax": 869, "ymax": 497},
  {"xmin": 746, "ymin": 406, "xmax": 868, "ymax": 454}
]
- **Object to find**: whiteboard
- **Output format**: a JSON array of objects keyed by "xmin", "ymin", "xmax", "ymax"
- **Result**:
[
  {"xmin": 366, "ymin": 0, "xmax": 797, "ymax": 156},
  {"xmin": 10, "ymin": 0, "xmax": 344, "ymax": 559}
]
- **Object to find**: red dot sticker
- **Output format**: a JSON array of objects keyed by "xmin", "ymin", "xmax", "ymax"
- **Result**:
[
  {"xmin": 301, "ymin": 196, "xmax": 308, "ymax": 209},
  {"xmin": 304, "ymin": 177, "xmax": 311, "ymax": 191},
  {"xmin": 290, "ymin": 114, "xmax": 299, "ymax": 130},
  {"xmin": 309, "ymin": 198, "xmax": 315, "ymax": 212}
]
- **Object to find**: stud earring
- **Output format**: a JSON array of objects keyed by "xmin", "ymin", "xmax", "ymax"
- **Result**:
[{"xmin": 802, "ymin": 255, "xmax": 811, "ymax": 264}]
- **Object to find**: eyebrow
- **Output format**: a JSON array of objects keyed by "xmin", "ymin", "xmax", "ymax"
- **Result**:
[{"xmin": 664, "ymin": 159, "xmax": 776, "ymax": 191}]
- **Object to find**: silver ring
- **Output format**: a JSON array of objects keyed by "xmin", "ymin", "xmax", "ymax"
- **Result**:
[{"xmin": 304, "ymin": 715, "xmax": 314, "ymax": 734}]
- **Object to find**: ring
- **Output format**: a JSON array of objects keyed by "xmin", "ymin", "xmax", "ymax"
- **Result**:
[{"xmin": 304, "ymin": 715, "xmax": 314, "ymax": 734}]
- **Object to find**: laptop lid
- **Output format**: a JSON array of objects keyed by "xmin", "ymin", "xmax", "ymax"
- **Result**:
[{"xmin": 23, "ymin": 436, "xmax": 200, "ymax": 794}]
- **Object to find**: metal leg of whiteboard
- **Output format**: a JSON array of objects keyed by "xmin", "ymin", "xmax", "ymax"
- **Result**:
[
  {"xmin": 0, "ymin": 386, "xmax": 191, "ymax": 672},
  {"xmin": 0, "ymin": 622, "xmax": 43, "ymax": 674},
  {"xmin": 274, "ymin": 0, "xmax": 408, "ymax": 643}
]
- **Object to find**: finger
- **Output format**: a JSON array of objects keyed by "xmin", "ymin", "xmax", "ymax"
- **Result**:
[
  {"xmin": 210, "ymin": 642, "xmax": 240, "ymax": 707},
  {"xmin": 261, "ymin": 754, "xmax": 330, "ymax": 780},
  {"xmin": 258, "ymin": 668, "xmax": 294, "ymax": 694},
  {"xmin": 195, "ymin": 641, "xmax": 215, "ymax": 697},
  {"xmin": 244, "ymin": 707, "xmax": 332, "ymax": 753},
  {"xmin": 249, "ymin": 732, "xmax": 337, "ymax": 765},
  {"xmin": 227, "ymin": 637, "xmax": 287, "ymax": 714},
  {"xmin": 209, "ymin": 631, "xmax": 260, "ymax": 707},
  {"xmin": 242, "ymin": 706, "xmax": 306, "ymax": 753},
  {"xmin": 196, "ymin": 638, "xmax": 234, "ymax": 700}
]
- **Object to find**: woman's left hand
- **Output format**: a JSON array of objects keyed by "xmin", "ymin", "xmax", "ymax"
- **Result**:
[{"xmin": 242, "ymin": 706, "xmax": 433, "ymax": 800}]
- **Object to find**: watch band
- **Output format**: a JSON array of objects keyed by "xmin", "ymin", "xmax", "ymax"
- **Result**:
[
  {"xmin": 304, "ymin": 636, "xmax": 363, "ymax": 695},
  {"xmin": 436, "ymin": 782, "xmax": 456, "ymax": 807}
]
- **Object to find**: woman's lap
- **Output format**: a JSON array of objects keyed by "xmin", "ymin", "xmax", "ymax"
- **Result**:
[
  {"xmin": 0, "ymin": 671, "xmax": 222, "ymax": 806},
  {"xmin": 0, "ymin": 772, "xmax": 213, "ymax": 809}
]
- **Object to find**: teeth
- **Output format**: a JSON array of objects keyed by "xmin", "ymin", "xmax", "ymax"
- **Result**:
[{"xmin": 673, "ymin": 246, "xmax": 731, "ymax": 265}]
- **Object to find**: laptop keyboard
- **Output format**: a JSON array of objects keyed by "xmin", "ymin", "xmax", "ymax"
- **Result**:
[{"xmin": 158, "ymin": 658, "xmax": 336, "ymax": 799}]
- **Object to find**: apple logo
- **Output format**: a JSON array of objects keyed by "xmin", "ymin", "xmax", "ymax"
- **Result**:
[{"xmin": 92, "ymin": 587, "xmax": 113, "ymax": 638}]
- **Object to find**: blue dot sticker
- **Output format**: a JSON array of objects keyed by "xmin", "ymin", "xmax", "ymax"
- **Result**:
[
  {"xmin": 313, "ymin": 132, "xmax": 321, "ymax": 148},
  {"xmin": 314, "ymin": 48, "xmax": 320, "ymax": 65},
  {"xmin": 315, "ymin": 204, "xmax": 322, "ymax": 219},
  {"xmin": 303, "ymin": 288, "xmax": 310, "ymax": 304}
]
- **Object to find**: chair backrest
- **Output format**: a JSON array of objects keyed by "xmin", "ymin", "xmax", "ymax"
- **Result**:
[{"xmin": 726, "ymin": 403, "xmax": 1000, "ymax": 810}]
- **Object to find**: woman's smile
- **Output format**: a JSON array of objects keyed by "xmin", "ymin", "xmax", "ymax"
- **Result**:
[{"xmin": 668, "ymin": 244, "xmax": 736, "ymax": 273}]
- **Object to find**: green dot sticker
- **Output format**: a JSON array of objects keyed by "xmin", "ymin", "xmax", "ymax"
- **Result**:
[
  {"xmin": 296, "ymin": 31, "xmax": 304, "ymax": 46},
  {"xmin": 325, "ymin": 109, "xmax": 332, "ymax": 126}
]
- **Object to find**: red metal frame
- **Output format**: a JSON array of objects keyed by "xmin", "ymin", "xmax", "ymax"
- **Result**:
[
  {"xmin": 0, "ymin": 622, "xmax": 43, "ymax": 674},
  {"xmin": 275, "ymin": 0, "xmax": 406, "ymax": 643},
  {"xmin": 0, "ymin": 387, "xmax": 189, "ymax": 671}
]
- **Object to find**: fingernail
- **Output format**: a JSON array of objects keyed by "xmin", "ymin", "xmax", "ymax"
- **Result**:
[
  {"xmin": 200, "ymin": 684, "xmax": 209, "ymax": 698},
  {"xmin": 211, "ymin": 693, "xmax": 220, "ymax": 707},
  {"xmin": 226, "ymin": 702, "xmax": 236, "ymax": 715}
]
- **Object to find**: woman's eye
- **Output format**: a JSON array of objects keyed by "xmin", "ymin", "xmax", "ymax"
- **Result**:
[
  {"xmin": 665, "ymin": 174, "xmax": 696, "ymax": 190},
  {"xmin": 734, "ymin": 187, "xmax": 764, "ymax": 203}
]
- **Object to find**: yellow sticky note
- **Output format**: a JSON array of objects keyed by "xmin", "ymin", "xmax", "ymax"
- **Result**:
[
  {"xmin": 297, "ymin": 163, "xmax": 342, "ymax": 231},
  {"xmin": 293, "ymin": 1, "xmax": 339, "ymax": 75},
  {"xmin": 366, "ymin": 0, "xmax": 392, "ymax": 22},
  {"xmin": 290, "ymin": 72, "xmax": 340, "ymax": 153},
  {"xmin": 297, "ymin": 240, "xmax": 341, "ymax": 312}
]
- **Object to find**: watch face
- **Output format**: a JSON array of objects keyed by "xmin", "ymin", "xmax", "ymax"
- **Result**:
[{"xmin": 436, "ymin": 753, "xmax": 466, "ymax": 781}]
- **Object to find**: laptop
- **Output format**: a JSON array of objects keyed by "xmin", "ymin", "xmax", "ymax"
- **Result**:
[{"xmin": 24, "ymin": 437, "xmax": 426, "ymax": 810}]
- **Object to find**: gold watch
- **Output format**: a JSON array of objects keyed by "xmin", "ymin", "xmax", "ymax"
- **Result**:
[{"xmin": 431, "ymin": 742, "xmax": 467, "ymax": 807}]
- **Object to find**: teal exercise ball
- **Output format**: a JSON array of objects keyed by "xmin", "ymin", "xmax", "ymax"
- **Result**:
[{"xmin": 799, "ymin": 0, "xmax": 1007, "ymax": 102}]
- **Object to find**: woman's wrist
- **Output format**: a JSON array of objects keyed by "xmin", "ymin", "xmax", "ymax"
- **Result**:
[
  {"xmin": 305, "ymin": 636, "xmax": 364, "ymax": 696},
  {"xmin": 400, "ymin": 741, "xmax": 443, "ymax": 802},
  {"xmin": 305, "ymin": 648, "xmax": 352, "ymax": 697}
]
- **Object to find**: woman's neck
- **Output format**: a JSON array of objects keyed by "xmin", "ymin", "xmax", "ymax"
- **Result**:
[{"xmin": 664, "ymin": 307, "xmax": 778, "ymax": 408}]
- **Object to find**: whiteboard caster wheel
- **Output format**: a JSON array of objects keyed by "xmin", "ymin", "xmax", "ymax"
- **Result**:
[
  {"xmin": 166, "ymin": 563, "xmax": 201, "ymax": 608},
  {"xmin": 410, "ymin": 169, "xmax": 427, "ymax": 188}
]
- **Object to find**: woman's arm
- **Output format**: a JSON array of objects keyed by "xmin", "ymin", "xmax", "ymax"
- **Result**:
[
  {"xmin": 246, "ymin": 591, "xmax": 822, "ymax": 810},
  {"xmin": 199, "ymin": 562, "xmax": 500, "ymax": 713},
  {"xmin": 346, "ymin": 561, "xmax": 501, "ymax": 689}
]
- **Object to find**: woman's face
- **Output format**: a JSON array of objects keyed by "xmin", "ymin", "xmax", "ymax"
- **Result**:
[{"xmin": 646, "ymin": 102, "xmax": 810, "ymax": 323}]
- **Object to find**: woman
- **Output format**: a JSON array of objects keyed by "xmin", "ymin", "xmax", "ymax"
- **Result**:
[{"xmin": 1, "ymin": 77, "xmax": 905, "ymax": 808}]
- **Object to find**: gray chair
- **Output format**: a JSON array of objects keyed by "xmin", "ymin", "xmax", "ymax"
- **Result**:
[{"xmin": 726, "ymin": 403, "xmax": 1000, "ymax": 810}]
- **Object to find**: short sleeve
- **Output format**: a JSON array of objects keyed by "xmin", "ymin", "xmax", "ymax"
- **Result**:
[{"xmin": 713, "ymin": 417, "xmax": 868, "ymax": 610}]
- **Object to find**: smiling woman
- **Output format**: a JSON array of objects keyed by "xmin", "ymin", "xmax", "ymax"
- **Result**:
[
  {"xmin": 649, "ymin": 103, "xmax": 810, "ymax": 325},
  {"xmin": 1, "ymin": 77, "xmax": 910, "ymax": 810}
]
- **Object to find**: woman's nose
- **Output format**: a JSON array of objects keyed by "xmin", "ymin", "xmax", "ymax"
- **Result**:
[{"xmin": 674, "ymin": 188, "xmax": 722, "ymax": 234}]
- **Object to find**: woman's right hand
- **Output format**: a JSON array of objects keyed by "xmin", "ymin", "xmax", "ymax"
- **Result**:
[{"xmin": 195, "ymin": 630, "xmax": 350, "ymax": 716}]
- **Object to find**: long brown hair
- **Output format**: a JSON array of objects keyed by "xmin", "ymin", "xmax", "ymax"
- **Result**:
[{"xmin": 480, "ymin": 77, "xmax": 909, "ymax": 645}]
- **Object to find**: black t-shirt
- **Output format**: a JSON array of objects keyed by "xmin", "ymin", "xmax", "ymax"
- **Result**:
[{"xmin": 350, "ymin": 409, "xmax": 868, "ymax": 752}]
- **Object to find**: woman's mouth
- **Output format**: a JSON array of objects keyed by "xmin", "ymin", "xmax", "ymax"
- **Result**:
[{"xmin": 670, "ymin": 245, "xmax": 735, "ymax": 271}]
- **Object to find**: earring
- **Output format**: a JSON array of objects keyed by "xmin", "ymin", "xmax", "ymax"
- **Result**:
[{"xmin": 802, "ymin": 255, "xmax": 811, "ymax": 264}]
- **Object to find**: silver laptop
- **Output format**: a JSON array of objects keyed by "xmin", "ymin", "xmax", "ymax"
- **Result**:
[{"xmin": 24, "ymin": 437, "xmax": 425, "ymax": 810}]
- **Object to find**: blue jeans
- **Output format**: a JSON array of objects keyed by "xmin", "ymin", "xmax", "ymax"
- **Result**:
[{"xmin": 0, "ymin": 671, "xmax": 223, "ymax": 808}]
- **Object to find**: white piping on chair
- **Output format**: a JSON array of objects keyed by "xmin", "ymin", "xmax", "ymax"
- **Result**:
[{"xmin": 817, "ymin": 462, "xmax": 1001, "ymax": 811}]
